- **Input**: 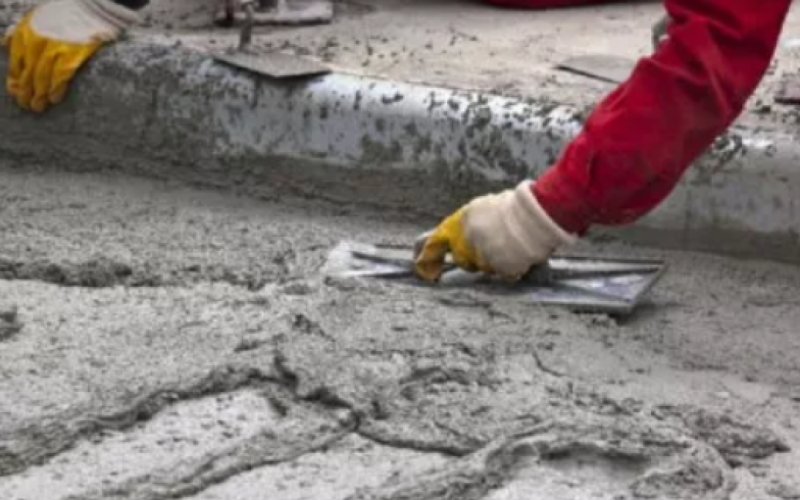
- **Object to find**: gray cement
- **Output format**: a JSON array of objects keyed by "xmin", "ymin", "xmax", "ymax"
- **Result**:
[
  {"xmin": 0, "ymin": 163, "xmax": 798, "ymax": 499},
  {"xmin": 5, "ymin": 1, "xmax": 800, "ymax": 266},
  {"xmin": 6, "ymin": 0, "xmax": 800, "ymax": 130}
]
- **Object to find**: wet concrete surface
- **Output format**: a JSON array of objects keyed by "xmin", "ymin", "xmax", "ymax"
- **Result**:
[{"xmin": 0, "ymin": 162, "xmax": 799, "ymax": 499}]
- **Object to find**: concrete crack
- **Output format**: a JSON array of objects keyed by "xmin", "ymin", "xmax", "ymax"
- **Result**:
[
  {"xmin": 0, "ymin": 256, "xmax": 135, "ymax": 288},
  {"xmin": 70, "ymin": 408, "xmax": 355, "ymax": 500},
  {"xmin": 270, "ymin": 351, "xmax": 484, "ymax": 457},
  {"xmin": 652, "ymin": 405, "xmax": 791, "ymax": 466},
  {"xmin": 346, "ymin": 420, "xmax": 737, "ymax": 500},
  {"xmin": 264, "ymin": 337, "xmax": 789, "ymax": 500},
  {"xmin": 0, "ymin": 364, "xmax": 272, "ymax": 477},
  {"xmin": 356, "ymin": 424, "xmax": 479, "ymax": 457},
  {"xmin": 531, "ymin": 348, "xmax": 565, "ymax": 378},
  {"xmin": 0, "ymin": 256, "xmax": 280, "ymax": 290},
  {"xmin": 344, "ymin": 432, "xmax": 519, "ymax": 500}
]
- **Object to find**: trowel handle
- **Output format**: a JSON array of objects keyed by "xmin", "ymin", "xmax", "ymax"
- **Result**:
[{"xmin": 238, "ymin": 0, "xmax": 256, "ymax": 51}]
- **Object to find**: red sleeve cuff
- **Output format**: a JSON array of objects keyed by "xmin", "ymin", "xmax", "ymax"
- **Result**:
[{"xmin": 532, "ymin": 162, "xmax": 592, "ymax": 236}]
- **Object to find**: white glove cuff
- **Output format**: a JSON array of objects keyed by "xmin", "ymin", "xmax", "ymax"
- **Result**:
[
  {"xmin": 511, "ymin": 180, "xmax": 578, "ymax": 254},
  {"xmin": 79, "ymin": 0, "xmax": 141, "ymax": 29},
  {"xmin": 3, "ymin": 21, "xmax": 19, "ymax": 40}
]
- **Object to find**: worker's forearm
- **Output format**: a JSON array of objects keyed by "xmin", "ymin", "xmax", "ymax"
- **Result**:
[
  {"xmin": 110, "ymin": 0, "xmax": 149, "ymax": 10},
  {"xmin": 532, "ymin": 0, "xmax": 791, "ymax": 234}
]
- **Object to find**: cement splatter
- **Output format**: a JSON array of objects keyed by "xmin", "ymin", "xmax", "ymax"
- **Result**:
[{"xmin": 0, "ymin": 304, "xmax": 22, "ymax": 341}]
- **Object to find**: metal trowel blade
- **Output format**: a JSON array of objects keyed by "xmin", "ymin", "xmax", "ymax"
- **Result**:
[
  {"xmin": 320, "ymin": 241, "xmax": 415, "ymax": 278},
  {"xmin": 322, "ymin": 240, "xmax": 667, "ymax": 315},
  {"xmin": 213, "ymin": 49, "xmax": 331, "ymax": 79}
]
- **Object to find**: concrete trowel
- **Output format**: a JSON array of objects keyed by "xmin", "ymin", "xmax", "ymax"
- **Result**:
[
  {"xmin": 212, "ymin": 0, "xmax": 331, "ymax": 79},
  {"xmin": 322, "ymin": 240, "xmax": 667, "ymax": 316}
]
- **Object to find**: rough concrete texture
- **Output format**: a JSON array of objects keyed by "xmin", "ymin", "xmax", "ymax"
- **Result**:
[
  {"xmin": 4, "ymin": 1, "xmax": 800, "ymax": 263},
  {"xmin": 0, "ymin": 162, "xmax": 799, "ymax": 499}
]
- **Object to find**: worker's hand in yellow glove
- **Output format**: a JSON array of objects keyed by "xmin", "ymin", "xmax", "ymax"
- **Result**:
[
  {"xmin": 3, "ymin": 0, "xmax": 140, "ymax": 113},
  {"xmin": 414, "ymin": 181, "xmax": 577, "ymax": 282}
]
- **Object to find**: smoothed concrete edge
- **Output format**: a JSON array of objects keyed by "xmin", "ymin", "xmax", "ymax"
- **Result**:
[{"xmin": 1, "ymin": 41, "xmax": 798, "ymax": 262}]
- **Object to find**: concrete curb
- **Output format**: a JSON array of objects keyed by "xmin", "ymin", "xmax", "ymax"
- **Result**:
[{"xmin": 1, "ymin": 41, "xmax": 799, "ymax": 262}]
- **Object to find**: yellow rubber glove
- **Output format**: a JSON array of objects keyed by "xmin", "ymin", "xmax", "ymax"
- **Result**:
[
  {"xmin": 413, "ymin": 207, "xmax": 488, "ymax": 281},
  {"xmin": 3, "ymin": 0, "xmax": 139, "ymax": 113},
  {"xmin": 414, "ymin": 181, "xmax": 577, "ymax": 282}
]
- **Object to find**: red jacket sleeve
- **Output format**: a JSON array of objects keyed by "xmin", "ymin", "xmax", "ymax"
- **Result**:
[{"xmin": 532, "ymin": 0, "xmax": 792, "ymax": 235}]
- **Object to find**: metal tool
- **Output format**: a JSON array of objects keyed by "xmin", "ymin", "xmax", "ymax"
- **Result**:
[
  {"xmin": 554, "ymin": 16, "xmax": 666, "ymax": 86},
  {"xmin": 555, "ymin": 54, "xmax": 636, "ymax": 85},
  {"xmin": 212, "ymin": 0, "xmax": 331, "ymax": 79},
  {"xmin": 322, "ymin": 240, "xmax": 667, "ymax": 316}
]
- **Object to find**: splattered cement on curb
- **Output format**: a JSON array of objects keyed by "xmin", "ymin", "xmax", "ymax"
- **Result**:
[
  {"xmin": 0, "ymin": 163, "xmax": 799, "ymax": 499},
  {"xmin": 6, "ymin": 0, "xmax": 800, "ymax": 131},
  {"xmin": 5, "ymin": 1, "xmax": 800, "ymax": 266}
]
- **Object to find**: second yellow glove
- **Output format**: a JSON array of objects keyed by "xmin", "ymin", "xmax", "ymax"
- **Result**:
[{"xmin": 3, "ymin": 0, "xmax": 139, "ymax": 113}]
